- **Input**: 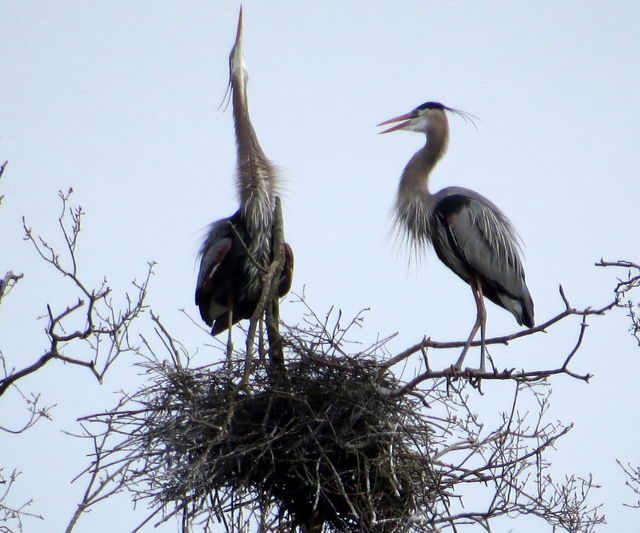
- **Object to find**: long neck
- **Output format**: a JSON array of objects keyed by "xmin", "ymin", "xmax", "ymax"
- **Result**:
[
  {"xmin": 230, "ymin": 71, "xmax": 276, "ymax": 284},
  {"xmin": 231, "ymin": 73, "xmax": 276, "ymax": 216},
  {"xmin": 397, "ymin": 118, "xmax": 449, "ymax": 201},
  {"xmin": 394, "ymin": 116, "xmax": 449, "ymax": 248}
]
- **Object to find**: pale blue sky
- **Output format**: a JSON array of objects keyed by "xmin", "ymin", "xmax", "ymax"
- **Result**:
[{"xmin": 1, "ymin": 2, "xmax": 639, "ymax": 531}]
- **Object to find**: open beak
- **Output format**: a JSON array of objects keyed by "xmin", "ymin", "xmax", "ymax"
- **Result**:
[{"xmin": 376, "ymin": 111, "xmax": 415, "ymax": 134}]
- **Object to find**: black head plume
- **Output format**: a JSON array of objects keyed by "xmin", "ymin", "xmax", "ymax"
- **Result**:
[
  {"xmin": 416, "ymin": 101, "xmax": 446, "ymax": 111},
  {"xmin": 416, "ymin": 101, "xmax": 478, "ymax": 128}
]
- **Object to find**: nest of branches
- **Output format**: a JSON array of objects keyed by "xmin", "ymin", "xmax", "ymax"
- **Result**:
[
  {"xmin": 126, "ymin": 344, "xmax": 436, "ymax": 532},
  {"xmin": 80, "ymin": 297, "xmax": 612, "ymax": 533}
]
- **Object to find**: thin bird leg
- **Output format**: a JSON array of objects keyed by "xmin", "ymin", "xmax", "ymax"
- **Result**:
[
  {"xmin": 474, "ymin": 281, "xmax": 488, "ymax": 372},
  {"xmin": 226, "ymin": 307, "xmax": 234, "ymax": 370},
  {"xmin": 454, "ymin": 315, "xmax": 480, "ymax": 371},
  {"xmin": 454, "ymin": 282, "xmax": 485, "ymax": 371}
]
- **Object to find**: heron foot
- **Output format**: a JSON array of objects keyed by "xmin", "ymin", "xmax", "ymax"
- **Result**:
[{"xmin": 448, "ymin": 363, "xmax": 486, "ymax": 375}]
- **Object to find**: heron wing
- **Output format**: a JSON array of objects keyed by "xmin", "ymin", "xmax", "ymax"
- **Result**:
[
  {"xmin": 433, "ymin": 192, "xmax": 534, "ymax": 325},
  {"xmin": 194, "ymin": 218, "xmax": 237, "ymax": 329},
  {"xmin": 196, "ymin": 238, "xmax": 232, "ymax": 298}
]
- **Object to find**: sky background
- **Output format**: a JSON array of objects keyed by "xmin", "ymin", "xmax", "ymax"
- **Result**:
[{"xmin": 1, "ymin": 2, "xmax": 639, "ymax": 532}]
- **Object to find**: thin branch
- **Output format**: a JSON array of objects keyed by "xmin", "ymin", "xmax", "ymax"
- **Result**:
[
  {"xmin": 1, "ymin": 192, "xmax": 153, "ymax": 396},
  {"xmin": 380, "ymin": 284, "xmax": 616, "ymax": 377},
  {"xmin": 0, "ymin": 271, "xmax": 24, "ymax": 309}
]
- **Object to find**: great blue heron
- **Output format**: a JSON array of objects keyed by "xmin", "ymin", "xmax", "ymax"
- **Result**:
[
  {"xmin": 378, "ymin": 101, "xmax": 534, "ymax": 371},
  {"xmin": 196, "ymin": 8, "xmax": 293, "ymax": 336}
]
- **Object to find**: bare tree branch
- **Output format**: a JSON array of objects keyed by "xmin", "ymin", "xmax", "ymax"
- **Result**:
[
  {"xmin": 597, "ymin": 259, "xmax": 640, "ymax": 345},
  {"xmin": 381, "ymin": 285, "xmax": 617, "ymax": 374},
  {"xmin": 0, "ymin": 191, "xmax": 153, "ymax": 397},
  {"xmin": 0, "ymin": 160, "xmax": 7, "ymax": 208},
  {"xmin": 0, "ymin": 468, "xmax": 44, "ymax": 532},
  {"xmin": 71, "ymin": 286, "xmax": 613, "ymax": 533},
  {"xmin": 618, "ymin": 460, "xmax": 640, "ymax": 509},
  {"xmin": 1, "ymin": 179, "xmax": 625, "ymax": 532},
  {"xmin": 0, "ymin": 271, "xmax": 24, "ymax": 310}
]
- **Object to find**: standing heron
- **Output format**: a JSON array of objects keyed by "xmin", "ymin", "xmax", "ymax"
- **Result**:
[
  {"xmin": 378, "ymin": 101, "xmax": 534, "ymax": 371},
  {"xmin": 196, "ymin": 8, "xmax": 293, "ymax": 337}
]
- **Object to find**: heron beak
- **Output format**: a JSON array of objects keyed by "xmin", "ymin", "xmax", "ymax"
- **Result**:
[
  {"xmin": 228, "ymin": 6, "xmax": 248, "ymax": 99},
  {"xmin": 231, "ymin": 7, "xmax": 244, "ymax": 60},
  {"xmin": 376, "ymin": 111, "xmax": 415, "ymax": 134}
]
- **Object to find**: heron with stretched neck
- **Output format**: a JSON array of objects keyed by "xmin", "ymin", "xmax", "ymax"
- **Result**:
[
  {"xmin": 378, "ymin": 101, "xmax": 534, "ymax": 371},
  {"xmin": 195, "ymin": 8, "xmax": 293, "ymax": 338}
]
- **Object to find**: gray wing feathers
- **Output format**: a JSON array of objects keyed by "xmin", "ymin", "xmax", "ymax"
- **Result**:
[
  {"xmin": 459, "ymin": 201, "xmax": 525, "ymax": 290},
  {"xmin": 437, "ymin": 195, "xmax": 533, "ymax": 325}
]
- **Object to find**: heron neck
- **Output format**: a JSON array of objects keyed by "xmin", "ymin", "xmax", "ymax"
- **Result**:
[
  {"xmin": 394, "ymin": 126, "xmax": 448, "ymax": 247},
  {"xmin": 398, "ymin": 129, "xmax": 448, "ymax": 201},
  {"xmin": 231, "ymin": 75, "xmax": 276, "ymax": 212}
]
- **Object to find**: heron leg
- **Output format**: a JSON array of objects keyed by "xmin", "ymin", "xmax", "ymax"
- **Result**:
[
  {"xmin": 475, "ymin": 283, "xmax": 487, "ymax": 373},
  {"xmin": 454, "ymin": 281, "xmax": 487, "ymax": 372},
  {"xmin": 454, "ymin": 317, "xmax": 480, "ymax": 371},
  {"xmin": 225, "ymin": 308, "xmax": 234, "ymax": 369}
]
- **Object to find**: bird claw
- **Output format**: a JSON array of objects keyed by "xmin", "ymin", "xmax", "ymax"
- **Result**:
[{"xmin": 447, "ymin": 363, "xmax": 487, "ymax": 378}]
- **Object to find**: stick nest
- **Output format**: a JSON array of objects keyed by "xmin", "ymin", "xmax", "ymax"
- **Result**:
[{"xmin": 127, "ymin": 347, "xmax": 438, "ymax": 532}]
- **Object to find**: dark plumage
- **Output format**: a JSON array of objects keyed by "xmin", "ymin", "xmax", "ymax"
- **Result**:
[
  {"xmin": 195, "ymin": 8, "xmax": 293, "ymax": 336},
  {"xmin": 196, "ymin": 211, "xmax": 293, "ymax": 335}
]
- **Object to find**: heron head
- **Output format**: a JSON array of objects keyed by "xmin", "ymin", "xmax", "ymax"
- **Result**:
[
  {"xmin": 229, "ymin": 6, "xmax": 248, "ymax": 88},
  {"xmin": 377, "ymin": 102, "xmax": 475, "ymax": 134}
]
